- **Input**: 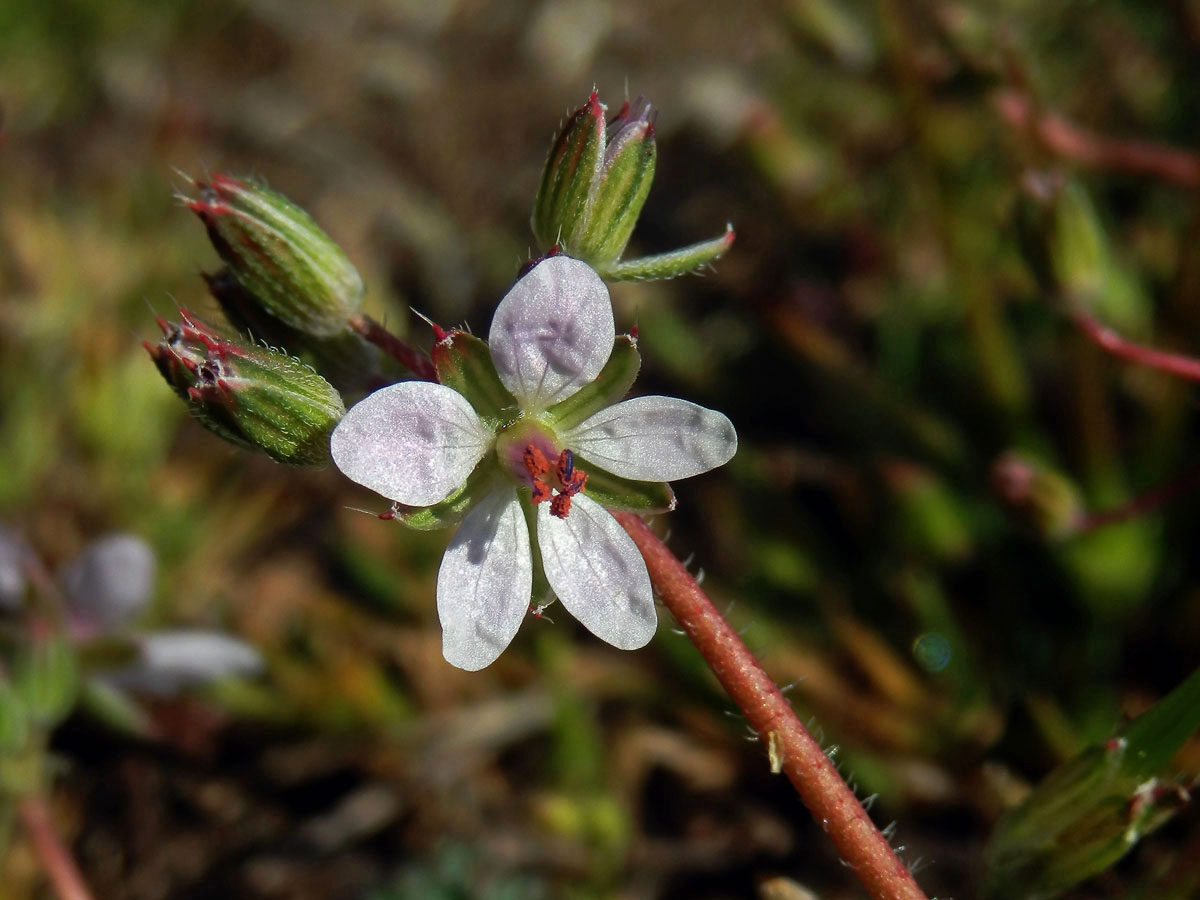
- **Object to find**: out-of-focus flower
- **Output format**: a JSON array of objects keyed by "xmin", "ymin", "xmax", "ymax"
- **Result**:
[
  {"xmin": 187, "ymin": 174, "xmax": 364, "ymax": 337},
  {"xmin": 99, "ymin": 630, "xmax": 264, "ymax": 697},
  {"xmin": 531, "ymin": 93, "xmax": 734, "ymax": 280},
  {"xmin": 60, "ymin": 534, "xmax": 156, "ymax": 634},
  {"xmin": 332, "ymin": 256, "xmax": 738, "ymax": 670},
  {"xmin": 0, "ymin": 525, "xmax": 30, "ymax": 611},
  {"xmin": 145, "ymin": 310, "xmax": 345, "ymax": 466}
]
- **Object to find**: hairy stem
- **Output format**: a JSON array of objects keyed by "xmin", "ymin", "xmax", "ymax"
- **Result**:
[
  {"xmin": 347, "ymin": 313, "xmax": 437, "ymax": 381},
  {"xmin": 613, "ymin": 511, "xmax": 929, "ymax": 900},
  {"xmin": 18, "ymin": 794, "xmax": 93, "ymax": 900}
]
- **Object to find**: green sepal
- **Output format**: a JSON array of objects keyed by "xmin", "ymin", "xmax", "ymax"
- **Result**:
[
  {"xmin": 395, "ymin": 460, "xmax": 503, "ymax": 531},
  {"xmin": 532, "ymin": 94, "xmax": 606, "ymax": 250},
  {"xmin": 600, "ymin": 224, "xmax": 735, "ymax": 281},
  {"xmin": 14, "ymin": 636, "xmax": 79, "ymax": 728},
  {"xmin": 579, "ymin": 123, "xmax": 656, "ymax": 264},
  {"xmin": 576, "ymin": 454, "xmax": 675, "ymax": 513},
  {"xmin": 545, "ymin": 336, "xmax": 641, "ymax": 431},
  {"xmin": 433, "ymin": 331, "xmax": 518, "ymax": 428},
  {"xmin": 0, "ymin": 680, "xmax": 29, "ymax": 755}
]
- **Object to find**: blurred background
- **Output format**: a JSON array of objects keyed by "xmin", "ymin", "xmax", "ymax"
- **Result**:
[{"xmin": 2, "ymin": 0, "xmax": 1200, "ymax": 897}]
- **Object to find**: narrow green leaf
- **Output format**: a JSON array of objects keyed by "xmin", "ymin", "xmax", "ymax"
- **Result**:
[{"xmin": 601, "ymin": 225, "xmax": 735, "ymax": 281}]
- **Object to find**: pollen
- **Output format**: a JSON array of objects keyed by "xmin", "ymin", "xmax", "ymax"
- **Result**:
[{"xmin": 523, "ymin": 445, "xmax": 550, "ymax": 479}]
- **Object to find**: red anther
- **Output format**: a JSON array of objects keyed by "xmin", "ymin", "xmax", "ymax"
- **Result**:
[
  {"xmin": 550, "ymin": 493, "xmax": 573, "ymax": 518},
  {"xmin": 565, "ymin": 468, "xmax": 588, "ymax": 495},
  {"xmin": 523, "ymin": 445, "xmax": 550, "ymax": 478},
  {"xmin": 531, "ymin": 480, "xmax": 552, "ymax": 504}
]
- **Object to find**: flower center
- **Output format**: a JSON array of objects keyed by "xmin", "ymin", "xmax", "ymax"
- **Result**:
[{"xmin": 523, "ymin": 445, "xmax": 589, "ymax": 518}]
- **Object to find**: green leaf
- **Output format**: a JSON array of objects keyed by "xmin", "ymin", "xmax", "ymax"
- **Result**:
[{"xmin": 600, "ymin": 224, "xmax": 735, "ymax": 281}]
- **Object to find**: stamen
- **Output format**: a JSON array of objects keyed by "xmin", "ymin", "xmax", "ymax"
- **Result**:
[
  {"xmin": 523, "ymin": 445, "xmax": 550, "ymax": 478},
  {"xmin": 549, "ymin": 449, "xmax": 589, "ymax": 518},
  {"xmin": 531, "ymin": 481, "xmax": 552, "ymax": 504}
]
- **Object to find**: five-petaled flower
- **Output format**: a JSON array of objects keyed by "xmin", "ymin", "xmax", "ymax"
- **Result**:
[{"xmin": 331, "ymin": 256, "xmax": 737, "ymax": 670}]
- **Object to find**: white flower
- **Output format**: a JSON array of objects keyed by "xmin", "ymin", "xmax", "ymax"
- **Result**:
[{"xmin": 331, "ymin": 256, "xmax": 738, "ymax": 671}]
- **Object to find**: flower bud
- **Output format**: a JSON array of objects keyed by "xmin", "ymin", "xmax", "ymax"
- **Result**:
[
  {"xmin": 188, "ymin": 174, "xmax": 364, "ymax": 337},
  {"xmin": 991, "ymin": 453, "xmax": 1083, "ymax": 539},
  {"xmin": 145, "ymin": 311, "xmax": 345, "ymax": 466},
  {"xmin": 532, "ymin": 93, "xmax": 735, "ymax": 280},
  {"xmin": 532, "ymin": 95, "xmax": 657, "ymax": 265}
]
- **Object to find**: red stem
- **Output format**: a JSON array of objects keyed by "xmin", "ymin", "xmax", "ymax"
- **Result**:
[
  {"xmin": 1074, "ymin": 461, "xmax": 1200, "ymax": 533},
  {"xmin": 996, "ymin": 91, "xmax": 1200, "ymax": 187},
  {"xmin": 613, "ymin": 511, "xmax": 929, "ymax": 900},
  {"xmin": 347, "ymin": 313, "xmax": 437, "ymax": 381},
  {"xmin": 18, "ymin": 795, "xmax": 94, "ymax": 900},
  {"xmin": 1070, "ymin": 308, "xmax": 1200, "ymax": 382}
]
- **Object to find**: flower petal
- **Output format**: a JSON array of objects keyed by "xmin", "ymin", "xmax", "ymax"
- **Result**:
[
  {"xmin": 488, "ymin": 256, "xmax": 615, "ymax": 412},
  {"xmin": 562, "ymin": 396, "xmax": 737, "ymax": 481},
  {"xmin": 60, "ymin": 534, "xmax": 156, "ymax": 631},
  {"xmin": 437, "ymin": 487, "xmax": 532, "ymax": 671},
  {"xmin": 331, "ymin": 381, "xmax": 492, "ymax": 506},
  {"xmin": 537, "ymin": 494, "xmax": 655, "ymax": 650}
]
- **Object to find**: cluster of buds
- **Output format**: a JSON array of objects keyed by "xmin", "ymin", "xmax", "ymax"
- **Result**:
[
  {"xmin": 145, "ymin": 311, "xmax": 344, "ymax": 466},
  {"xmin": 532, "ymin": 92, "xmax": 734, "ymax": 280}
]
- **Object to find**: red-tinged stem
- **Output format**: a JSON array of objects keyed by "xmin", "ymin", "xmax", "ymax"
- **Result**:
[
  {"xmin": 996, "ymin": 91, "xmax": 1200, "ymax": 188},
  {"xmin": 1070, "ymin": 308, "xmax": 1200, "ymax": 382},
  {"xmin": 1074, "ymin": 460, "xmax": 1200, "ymax": 533},
  {"xmin": 18, "ymin": 795, "xmax": 94, "ymax": 900},
  {"xmin": 347, "ymin": 313, "xmax": 437, "ymax": 381},
  {"xmin": 612, "ymin": 511, "xmax": 929, "ymax": 900}
]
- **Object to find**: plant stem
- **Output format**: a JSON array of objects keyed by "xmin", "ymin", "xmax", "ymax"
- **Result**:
[
  {"xmin": 18, "ymin": 794, "xmax": 93, "ymax": 900},
  {"xmin": 996, "ymin": 91, "xmax": 1200, "ymax": 188},
  {"xmin": 1070, "ymin": 308, "xmax": 1200, "ymax": 382},
  {"xmin": 613, "ymin": 511, "xmax": 930, "ymax": 900},
  {"xmin": 347, "ymin": 313, "xmax": 437, "ymax": 381}
]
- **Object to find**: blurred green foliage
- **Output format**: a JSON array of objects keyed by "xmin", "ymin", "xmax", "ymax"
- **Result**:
[{"xmin": 1, "ymin": 0, "xmax": 1199, "ymax": 898}]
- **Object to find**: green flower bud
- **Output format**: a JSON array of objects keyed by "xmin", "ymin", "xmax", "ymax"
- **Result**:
[
  {"xmin": 991, "ymin": 453, "xmax": 1084, "ymax": 539},
  {"xmin": 203, "ymin": 267, "xmax": 387, "ymax": 399},
  {"xmin": 145, "ymin": 310, "xmax": 345, "ymax": 466},
  {"xmin": 188, "ymin": 174, "xmax": 364, "ymax": 337},
  {"xmin": 532, "ymin": 93, "xmax": 734, "ymax": 280}
]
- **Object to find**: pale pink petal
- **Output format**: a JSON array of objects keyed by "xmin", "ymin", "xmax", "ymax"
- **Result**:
[
  {"xmin": 331, "ymin": 382, "xmax": 491, "ymax": 506},
  {"xmin": 537, "ymin": 494, "xmax": 655, "ymax": 650},
  {"xmin": 563, "ymin": 396, "xmax": 737, "ymax": 481},
  {"xmin": 437, "ymin": 487, "xmax": 532, "ymax": 670},
  {"xmin": 488, "ymin": 256, "xmax": 614, "ymax": 412}
]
